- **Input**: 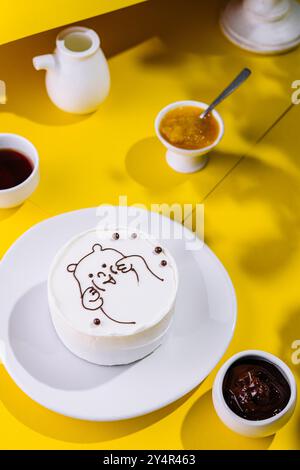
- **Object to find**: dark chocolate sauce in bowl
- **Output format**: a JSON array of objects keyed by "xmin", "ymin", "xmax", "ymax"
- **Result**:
[
  {"xmin": 0, "ymin": 149, "xmax": 33, "ymax": 190},
  {"xmin": 222, "ymin": 357, "xmax": 291, "ymax": 421}
]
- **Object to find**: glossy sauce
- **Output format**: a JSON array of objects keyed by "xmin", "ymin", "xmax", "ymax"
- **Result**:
[
  {"xmin": 223, "ymin": 357, "xmax": 291, "ymax": 421},
  {"xmin": 0, "ymin": 149, "xmax": 33, "ymax": 190},
  {"xmin": 159, "ymin": 106, "xmax": 220, "ymax": 150}
]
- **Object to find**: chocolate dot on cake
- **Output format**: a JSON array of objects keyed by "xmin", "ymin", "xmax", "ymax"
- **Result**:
[
  {"xmin": 154, "ymin": 246, "xmax": 163, "ymax": 254},
  {"xmin": 131, "ymin": 233, "xmax": 137, "ymax": 239},
  {"xmin": 93, "ymin": 318, "xmax": 101, "ymax": 326},
  {"xmin": 112, "ymin": 232, "xmax": 119, "ymax": 240},
  {"xmin": 160, "ymin": 260, "xmax": 167, "ymax": 267}
]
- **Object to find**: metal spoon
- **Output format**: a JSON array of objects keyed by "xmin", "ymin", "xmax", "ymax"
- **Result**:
[{"xmin": 200, "ymin": 68, "xmax": 251, "ymax": 119}]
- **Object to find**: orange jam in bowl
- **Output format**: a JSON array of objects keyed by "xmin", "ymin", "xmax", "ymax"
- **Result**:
[{"xmin": 159, "ymin": 105, "xmax": 220, "ymax": 150}]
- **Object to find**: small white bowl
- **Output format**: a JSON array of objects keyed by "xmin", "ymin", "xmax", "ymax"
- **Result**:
[
  {"xmin": 0, "ymin": 134, "xmax": 40, "ymax": 209},
  {"xmin": 155, "ymin": 100, "xmax": 224, "ymax": 174},
  {"xmin": 212, "ymin": 350, "xmax": 297, "ymax": 438}
]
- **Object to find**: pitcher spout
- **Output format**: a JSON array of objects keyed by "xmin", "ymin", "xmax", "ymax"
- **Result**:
[{"xmin": 33, "ymin": 54, "xmax": 56, "ymax": 71}]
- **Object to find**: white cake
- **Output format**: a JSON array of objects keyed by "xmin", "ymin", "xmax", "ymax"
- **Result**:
[{"xmin": 48, "ymin": 227, "xmax": 178, "ymax": 365}]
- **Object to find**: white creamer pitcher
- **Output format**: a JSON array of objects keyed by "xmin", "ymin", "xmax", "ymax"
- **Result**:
[{"xmin": 33, "ymin": 27, "xmax": 110, "ymax": 114}]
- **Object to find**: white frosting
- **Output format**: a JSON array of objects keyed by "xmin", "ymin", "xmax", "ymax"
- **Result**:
[{"xmin": 48, "ymin": 228, "xmax": 178, "ymax": 339}]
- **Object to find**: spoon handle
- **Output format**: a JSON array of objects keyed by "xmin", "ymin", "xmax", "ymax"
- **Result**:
[{"xmin": 201, "ymin": 68, "xmax": 251, "ymax": 119}]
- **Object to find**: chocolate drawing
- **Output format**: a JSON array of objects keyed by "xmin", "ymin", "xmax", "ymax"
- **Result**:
[{"xmin": 67, "ymin": 243, "xmax": 164, "ymax": 325}]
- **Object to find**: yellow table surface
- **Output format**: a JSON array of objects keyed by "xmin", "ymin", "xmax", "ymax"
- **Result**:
[{"xmin": 0, "ymin": 0, "xmax": 299, "ymax": 450}]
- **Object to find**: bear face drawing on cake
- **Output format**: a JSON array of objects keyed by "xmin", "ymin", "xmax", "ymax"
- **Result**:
[{"xmin": 67, "ymin": 243, "xmax": 164, "ymax": 325}]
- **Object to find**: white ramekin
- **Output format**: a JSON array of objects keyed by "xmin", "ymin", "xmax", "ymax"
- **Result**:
[
  {"xmin": 212, "ymin": 350, "xmax": 297, "ymax": 438},
  {"xmin": 155, "ymin": 100, "xmax": 224, "ymax": 174},
  {"xmin": 0, "ymin": 133, "xmax": 39, "ymax": 208}
]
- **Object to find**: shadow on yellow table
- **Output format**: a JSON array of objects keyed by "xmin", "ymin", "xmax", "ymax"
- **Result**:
[
  {"xmin": 197, "ymin": 103, "xmax": 300, "ymax": 449},
  {"xmin": 0, "ymin": 206, "xmax": 20, "ymax": 223},
  {"xmin": 181, "ymin": 391, "xmax": 274, "ymax": 450},
  {"xmin": 125, "ymin": 137, "xmax": 189, "ymax": 190},
  {"xmin": 0, "ymin": 367, "xmax": 193, "ymax": 445},
  {"xmin": 0, "ymin": 2, "xmax": 154, "ymax": 126},
  {"xmin": 0, "ymin": 0, "xmax": 147, "ymax": 46}
]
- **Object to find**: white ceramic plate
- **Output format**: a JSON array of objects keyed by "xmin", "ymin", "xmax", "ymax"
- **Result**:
[{"xmin": 0, "ymin": 207, "xmax": 236, "ymax": 421}]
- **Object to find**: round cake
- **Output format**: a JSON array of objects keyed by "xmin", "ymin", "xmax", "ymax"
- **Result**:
[{"xmin": 48, "ymin": 227, "xmax": 178, "ymax": 365}]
